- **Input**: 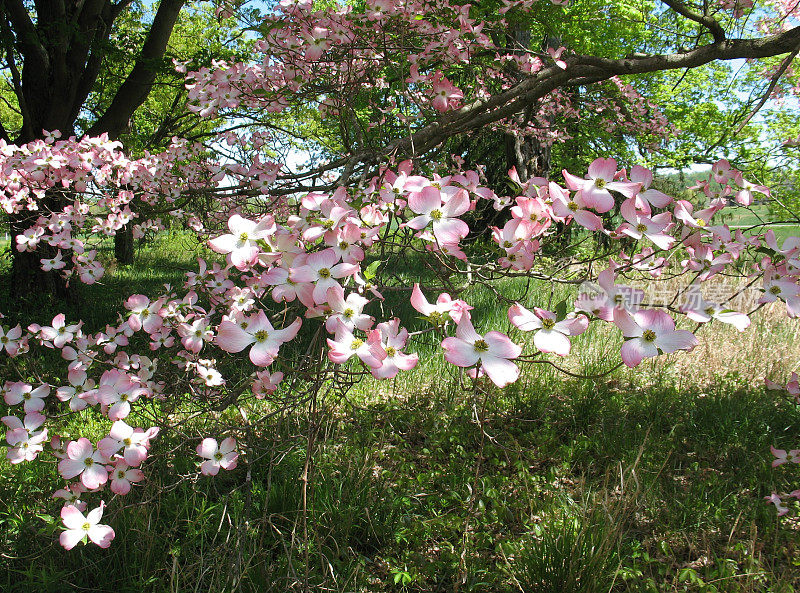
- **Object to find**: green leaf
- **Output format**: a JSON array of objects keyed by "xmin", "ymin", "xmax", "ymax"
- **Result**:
[
  {"xmin": 363, "ymin": 260, "xmax": 382, "ymax": 280},
  {"xmin": 554, "ymin": 298, "xmax": 569, "ymax": 320}
]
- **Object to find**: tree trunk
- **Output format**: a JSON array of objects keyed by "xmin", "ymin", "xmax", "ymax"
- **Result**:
[
  {"xmin": 114, "ymin": 223, "xmax": 135, "ymax": 265},
  {"xmin": 9, "ymin": 199, "xmax": 74, "ymax": 304}
]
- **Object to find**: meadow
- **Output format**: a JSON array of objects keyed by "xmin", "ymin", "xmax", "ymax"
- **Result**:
[{"xmin": 0, "ymin": 232, "xmax": 799, "ymax": 593}]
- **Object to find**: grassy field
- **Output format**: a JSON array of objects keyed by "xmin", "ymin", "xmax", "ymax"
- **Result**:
[
  {"xmin": 0, "ymin": 233, "xmax": 799, "ymax": 592},
  {"xmin": 717, "ymin": 204, "xmax": 800, "ymax": 245}
]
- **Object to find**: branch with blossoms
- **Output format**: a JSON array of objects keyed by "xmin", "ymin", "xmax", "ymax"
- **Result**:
[
  {"xmin": 3, "ymin": 148, "xmax": 800, "ymax": 548},
  {"xmin": 183, "ymin": 0, "xmax": 800, "ymax": 188}
]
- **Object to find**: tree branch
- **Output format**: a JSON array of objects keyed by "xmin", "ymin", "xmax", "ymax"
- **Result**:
[
  {"xmin": 661, "ymin": 0, "xmax": 726, "ymax": 44},
  {"xmin": 86, "ymin": 0, "xmax": 186, "ymax": 139},
  {"xmin": 729, "ymin": 45, "xmax": 800, "ymax": 138},
  {"xmin": 303, "ymin": 25, "xmax": 800, "ymax": 183}
]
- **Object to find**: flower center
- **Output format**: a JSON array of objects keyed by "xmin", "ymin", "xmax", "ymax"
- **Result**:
[
  {"xmin": 118, "ymin": 470, "xmax": 126, "ymax": 478},
  {"xmin": 385, "ymin": 346, "xmax": 396, "ymax": 357},
  {"xmin": 503, "ymin": 241, "xmax": 513, "ymax": 249},
  {"xmin": 636, "ymin": 223, "xmax": 647, "ymax": 233},
  {"xmin": 343, "ymin": 308, "xmax": 354, "ymax": 318},
  {"xmin": 339, "ymin": 241, "xmax": 349, "ymax": 250},
  {"xmin": 254, "ymin": 330, "xmax": 269, "ymax": 342},
  {"xmin": 695, "ymin": 218, "xmax": 706, "ymax": 227},
  {"xmin": 428, "ymin": 311, "xmax": 443, "ymax": 324},
  {"xmin": 541, "ymin": 318, "xmax": 555, "ymax": 329},
  {"xmin": 430, "ymin": 209, "xmax": 443, "ymax": 221},
  {"xmin": 642, "ymin": 329, "xmax": 657, "ymax": 342},
  {"xmin": 84, "ymin": 457, "xmax": 94, "ymax": 467},
  {"xmin": 318, "ymin": 268, "xmax": 331, "ymax": 279},
  {"xmin": 124, "ymin": 438, "xmax": 132, "ymax": 446},
  {"xmin": 0, "ymin": 336, "xmax": 7, "ymax": 343},
  {"xmin": 705, "ymin": 307, "xmax": 715, "ymax": 316},
  {"xmin": 567, "ymin": 201, "xmax": 578, "ymax": 211},
  {"xmin": 473, "ymin": 339, "xmax": 489, "ymax": 353},
  {"xmin": 350, "ymin": 339, "xmax": 363, "ymax": 350},
  {"xmin": 322, "ymin": 220, "xmax": 335, "ymax": 229},
  {"xmin": 770, "ymin": 285, "xmax": 781, "ymax": 295},
  {"xmin": 595, "ymin": 178, "xmax": 606, "ymax": 189},
  {"xmin": 239, "ymin": 232, "xmax": 249, "ymax": 242},
  {"xmin": 82, "ymin": 522, "xmax": 91, "ymax": 531},
  {"xmin": 214, "ymin": 452, "xmax": 223, "ymax": 461}
]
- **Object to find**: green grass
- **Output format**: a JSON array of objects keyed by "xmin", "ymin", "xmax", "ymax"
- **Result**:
[
  {"xmin": 1, "ymin": 233, "xmax": 799, "ymax": 592},
  {"xmin": 716, "ymin": 204, "xmax": 800, "ymax": 244}
]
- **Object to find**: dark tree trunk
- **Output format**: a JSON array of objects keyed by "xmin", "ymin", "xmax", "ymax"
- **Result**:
[
  {"xmin": 114, "ymin": 223, "xmax": 135, "ymax": 265},
  {"xmin": 9, "ymin": 193, "xmax": 74, "ymax": 303},
  {"xmin": 504, "ymin": 130, "xmax": 552, "ymax": 182}
]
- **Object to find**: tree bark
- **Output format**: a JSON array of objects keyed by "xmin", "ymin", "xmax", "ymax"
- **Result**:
[
  {"xmin": 9, "ymin": 193, "xmax": 75, "ymax": 303},
  {"xmin": 114, "ymin": 223, "xmax": 135, "ymax": 266}
]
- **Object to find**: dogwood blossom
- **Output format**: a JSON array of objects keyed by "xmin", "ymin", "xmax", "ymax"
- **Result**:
[
  {"xmin": 441, "ymin": 317, "xmax": 521, "ymax": 387},
  {"xmin": 197, "ymin": 437, "xmax": 238, "ymax": 476},
  {"xmin": 59, "ymin": 503, "xmax": 115, "ymax": 550}
]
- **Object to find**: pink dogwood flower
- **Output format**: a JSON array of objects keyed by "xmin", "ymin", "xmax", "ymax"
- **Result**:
[
  {"xmin": 208, "ymin": 214, "xmax": 275, "ymax": 270},
  {"xmin": 252, "ymin": 370, "xmax": 283, "ymax": 398},
  {"xmin": 680, "ymin": 287, "xmax": 750, "ymax": 331},
  {"xmin": 59, "ymin": 502, "xmax": 115, "ymax": 550},
  {"xmin": 326, "ymin": 322, "xmax": 385, "ymax": 368},
  {"xmin": 3, "ymin": 412, "xmax": 48, "ymax": 463},
  {"xmin": 4, "ymin": 382, "xmax": 49, "ymax": 413},
  {"xmin": 369, "ymin": 318, "xmax": 419, "ymax": 379},
  {"xmin": 771, "ymin": 445, "xmax": 800, "ymax": 467},
  {"xmin": 614, "ymin": 309, "xmax": 698, "ymax": 367},
  {"xmin": 629, "ymin": 165, "xmax": 672, "ymax": 209},
  {"xmin": 406, "ymin": 185, "xmax": 470, "ymax": 244},
  {"xmin": 98, "ymin": 420, "xmax": 159, "ymax": 466},
  {"xmin": 216, "ymin": 310, "xmax": 302, "ymax": 366},
  {"xmin": 96, "ymin": 369, "xmax": 149, "ymax": 420},
  {"xmin": 177, "ymin": 317, "xmax": 214, "ymax": 353},
  {"xmin": 53, "ymin": 483, "xmax": 87, "ymax": 512},
  {"xmin": 508, "ymin": 304, "xmax": 588, "ymax": 356},
  {"xmin": 410, "ymin": 283, "xmax": 472, "ymax": 324},
  {"xmin": 617, "ymin": 199, "xmax": 675, "ymax": 250},
  {"xmin": 0, "ymin": 324, "xmax": 23, "ymax": 356},
  {"xmin": 430, "ymin": 72, "xmax": 463, "ymax": 112},
  {"xmin": 325, "ymin": 285, "xmax": 374, "ymax": 333},
  {"xmin": 106, "ymin": 459, "xmax": 145, "ymax": 495},
  {"xmin": 550, "ymin": 181, "xmax": 605, "ymax": 231},
  {"xmin": 289, "ymin": 248, "xmax": 359, "ymax": 304},
  {"xmin": 441, "ymin": 317, "xmax": 522, "ymax": 387},
  {"xmin": 39, "ymin": 313, "xmax": 81, "ymax": 348},
  {"xmin": 125, "ymin": 295, "xmax": 164, "ymax": 334},
  {"xmin": 563, "ymin": 158, "xmax": 641, "ymax": 213},
  {"xmin": 58, "ymin": 437, "xmax": 109, "ymax": 489},
  {"xmin": 197, "ymin": 437, "xmax": 238, "ymax": 476},
  {"xmin": 765, "ymin": 493, "xmax": 789, "ymax": 517},
  {"xmin": 56, "ymin": 371, "xmax": 96, "ymax": 411}
]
